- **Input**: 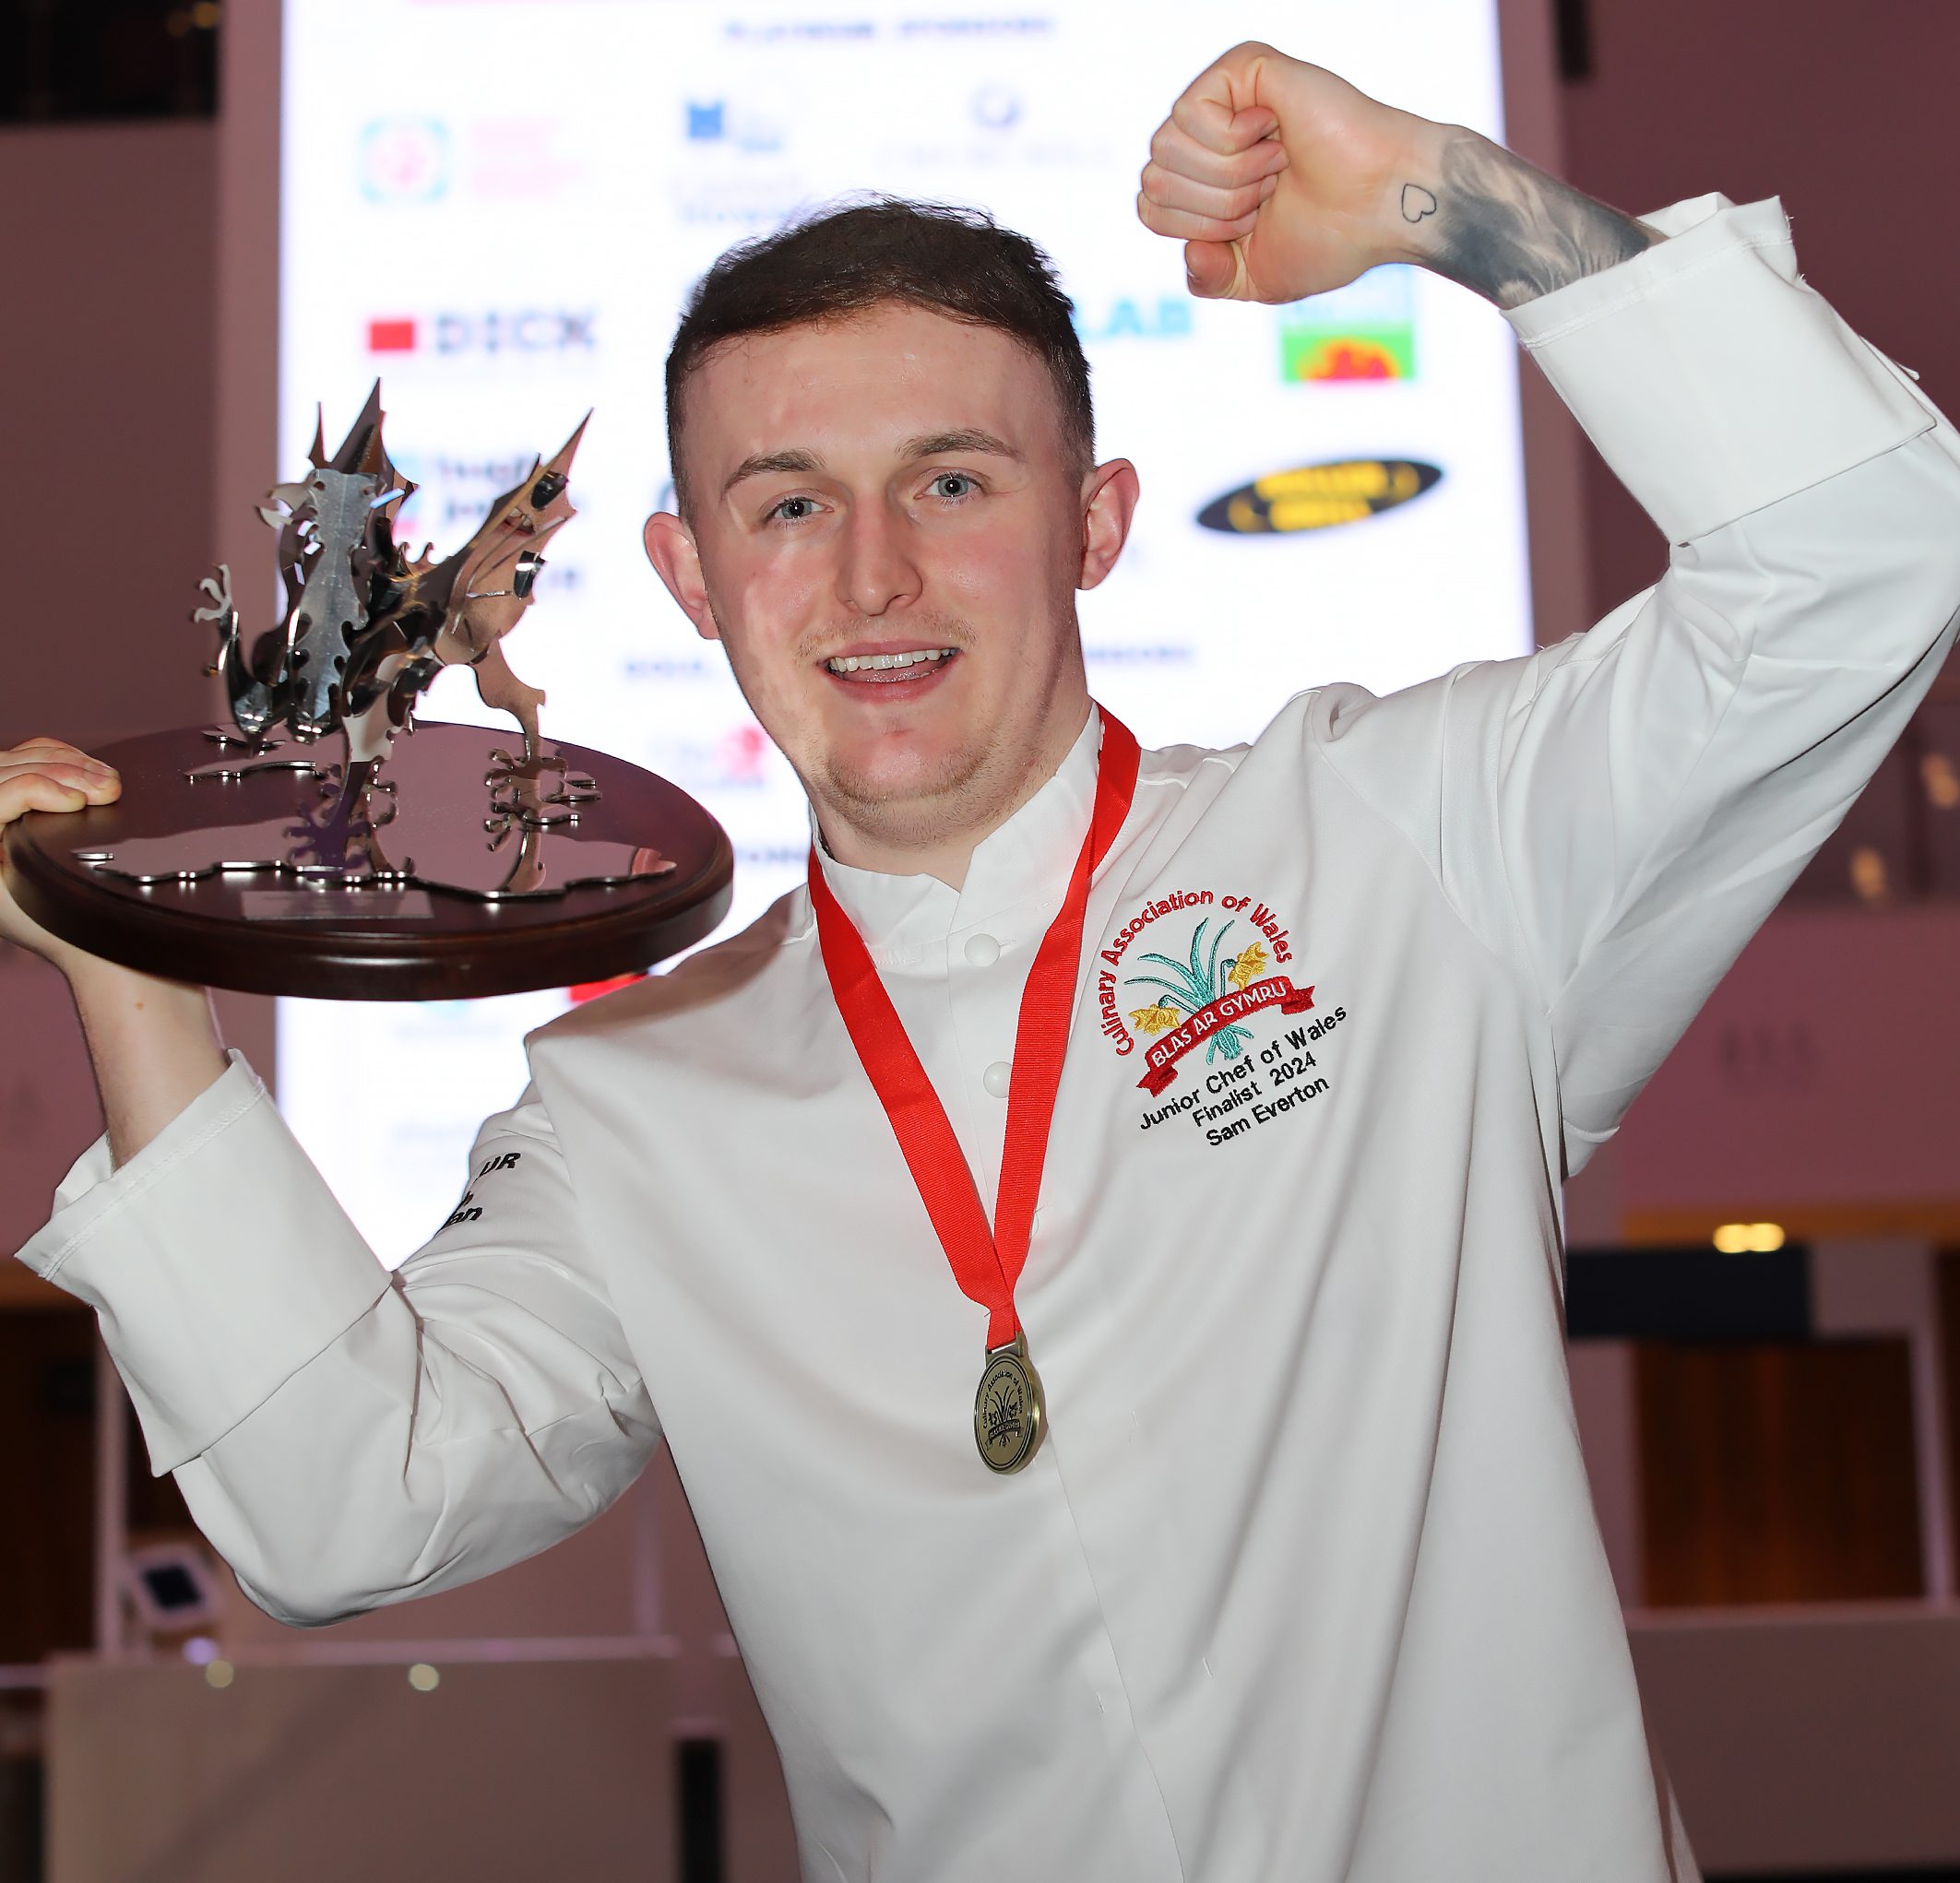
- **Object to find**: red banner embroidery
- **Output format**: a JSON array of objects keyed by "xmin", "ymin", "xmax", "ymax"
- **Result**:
[{"xmin": 1135, "ymin": 978, "xmax": 1315, "ymax": 1095}]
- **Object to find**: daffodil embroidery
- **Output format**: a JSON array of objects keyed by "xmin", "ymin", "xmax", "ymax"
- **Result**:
[
  {"xmin": 1094, "ymin": 892, "xmax": 1315, "ymax": 1092},
  {"xmin": 1123, "ymin": 918, "xmax": 1258, "ymax": 1066}
]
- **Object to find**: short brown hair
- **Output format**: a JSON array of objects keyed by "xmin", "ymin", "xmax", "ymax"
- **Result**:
[{"xmin": 664, "ymin": 195, "xmax": 1094, "ymax": 516}]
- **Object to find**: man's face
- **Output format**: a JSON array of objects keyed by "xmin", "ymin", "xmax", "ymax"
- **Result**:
[{"xmin": 645, "ymin": 302, "xmax": 1136, "ymax": 868}]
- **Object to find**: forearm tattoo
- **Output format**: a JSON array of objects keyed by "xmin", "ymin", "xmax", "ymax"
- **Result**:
[{"xmin": 1404, "ymin": 131, "xmax": 1658, "ymax": 309}]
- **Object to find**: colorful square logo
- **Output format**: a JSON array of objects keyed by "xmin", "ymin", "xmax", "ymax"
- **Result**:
[{"xmin": 1278, "ymin": 265, "xmax": 1417, "ymax": 383}]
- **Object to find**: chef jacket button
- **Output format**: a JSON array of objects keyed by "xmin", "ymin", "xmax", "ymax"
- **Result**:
[
  {"xmin": 982, "ymin": 1060, "xmax": 1012, "ymax": 1098},
  {"xmin": 964, "ymin": 932, "xmax": 1001, "ymax": 967}
]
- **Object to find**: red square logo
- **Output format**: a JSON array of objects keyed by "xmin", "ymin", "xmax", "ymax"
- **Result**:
[{"xmin": 367, "ymin": 317, "xmax": 417, "ymax": 353}]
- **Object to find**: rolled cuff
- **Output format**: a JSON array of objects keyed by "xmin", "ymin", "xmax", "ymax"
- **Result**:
[
  {"xmin": 14, "ymin": 1051, "xmax": 392, "ymax": 1474},
  {"xmin": 1505, "ymin": 193, "xmax": 1938, "ymax": 544}
]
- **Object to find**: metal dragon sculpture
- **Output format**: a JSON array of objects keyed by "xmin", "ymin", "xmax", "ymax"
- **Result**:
[
  {"xmin": 68, "ymin": 386, "xmax": 675, "ymax": 902},
  {"xmin": 196, "ymin": 382, "xmax": 581, "ymax": 763}
]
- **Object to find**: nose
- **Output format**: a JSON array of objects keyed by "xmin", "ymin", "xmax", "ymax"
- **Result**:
[{"xmin": 836, "ymin": 499, "xmax": 922, "ymax": 619}]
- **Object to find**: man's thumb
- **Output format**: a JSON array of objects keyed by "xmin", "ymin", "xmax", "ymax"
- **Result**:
[{"xmin": 1184, "ymin": 239, "xmax": 1246, "ymax": 301}]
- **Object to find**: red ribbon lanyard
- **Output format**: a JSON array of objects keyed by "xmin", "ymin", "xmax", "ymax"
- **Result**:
[{"xmin": 807, "ymin": 710, "xmax": 1141, "ymax": 1351}]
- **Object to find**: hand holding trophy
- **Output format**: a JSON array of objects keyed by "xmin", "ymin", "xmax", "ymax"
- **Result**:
[{"xmin": 3, "ymin": 388, "xmax": 731, "ymax": 999}]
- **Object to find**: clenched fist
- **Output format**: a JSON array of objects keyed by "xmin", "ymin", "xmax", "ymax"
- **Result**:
[
  {"xmin": 1137, "ymin": 42, "xmax": 1438, "ymax": 304},
  {"xmin": 1138, "ymin": 41, "xmax": 1657, "ymax": 312}
]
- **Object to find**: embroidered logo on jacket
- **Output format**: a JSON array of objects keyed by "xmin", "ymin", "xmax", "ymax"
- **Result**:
[
  {"xmin": 1095, "ymin": 892, "xmax": 1347, "ymax": 1145},
  {"xmin": 1097, "ymin": 894, "xmax": 1306, "ymax": 1079}
]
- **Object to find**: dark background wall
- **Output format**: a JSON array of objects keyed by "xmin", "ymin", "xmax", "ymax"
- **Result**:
[
  {"xmin": 1, "ymin": 122, "xmax": 217, "ymax": 752},
  {"xmin": 1554, "ymin": 0, "xmax": 1960, "ymax": 625},
  {"xmin": 0, "ymin": 121, "xmax": 220, "ymax": 1269}
]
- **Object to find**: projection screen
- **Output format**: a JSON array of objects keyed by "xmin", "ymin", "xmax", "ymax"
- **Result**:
[{"xmin": 260, "ymin": 0, "xmax": 1555, "ymax": 1255}]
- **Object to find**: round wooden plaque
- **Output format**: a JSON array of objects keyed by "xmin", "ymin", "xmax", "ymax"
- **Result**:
[{"xmin": 4, "ymin": 725, "xmax": 734, "ymax": 1001}]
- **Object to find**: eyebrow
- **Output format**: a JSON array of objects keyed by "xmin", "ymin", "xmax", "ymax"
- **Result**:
[
  {"xmin": 898, "ymin": 428, "xmax": 1024, "ymax": 464},
  {"xmin": 721, "ymin": 448, "xmax": 821, "ymax": 500},
  {"xmin": 719, "ymin": 429, "xmax": 1025, "ymax": 502}
]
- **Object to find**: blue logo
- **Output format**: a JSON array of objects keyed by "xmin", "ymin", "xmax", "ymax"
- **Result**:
[
  {"xmin": 683, "ymin": 100, "xmax": 784, "ymax": 154},
  {"xmin": 1073, "ymin": 297, "xmax": 1194, "ymax": 344},
  {"xmin": 970, "ymin": 83, "xmax": 1021, "ymax": 130}
]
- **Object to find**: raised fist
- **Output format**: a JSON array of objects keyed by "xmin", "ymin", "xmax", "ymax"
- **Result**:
[{"xmin": 1136, "ymin": 41, "xmax": 1440, "ymax": 304}]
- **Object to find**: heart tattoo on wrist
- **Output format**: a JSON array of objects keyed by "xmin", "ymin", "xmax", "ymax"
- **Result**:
[{"xmin": 1400, "ymin": 184, "xmax": 1438, "ymax": 224}]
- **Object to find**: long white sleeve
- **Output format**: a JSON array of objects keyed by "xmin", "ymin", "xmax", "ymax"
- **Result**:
[
  {"xmin": 16, "ymin": 1053, "xmax": 659, "ymax": 1624},
  {"xmin": 1309, "ymin": 193, "xmax": 1960, "ymax": 1174}
]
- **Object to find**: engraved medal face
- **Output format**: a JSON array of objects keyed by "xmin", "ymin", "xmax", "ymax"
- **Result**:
[{"xmin": 974, "ymin": 1334, "xmax": 1046, "ymax": 1474}]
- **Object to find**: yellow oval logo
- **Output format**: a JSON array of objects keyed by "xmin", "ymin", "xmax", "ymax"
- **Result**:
[{"xmin": 1197, "ymin": 458, "xmax": 1442, "ymax": 534}]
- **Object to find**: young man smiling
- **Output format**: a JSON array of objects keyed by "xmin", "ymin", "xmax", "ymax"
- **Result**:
[
  {"xmin": 642, "ymin": 206, "xmax": 1128, "ymax": 891},
  {"xmin": 7, "ymin": 41, "xmax": 1960, "ymax": 1883}
]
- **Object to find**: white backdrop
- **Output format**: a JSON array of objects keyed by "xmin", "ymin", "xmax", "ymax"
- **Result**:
[{"xmin": 274, "ymin": 0, "xmax": 1531, "ymax": 1257}]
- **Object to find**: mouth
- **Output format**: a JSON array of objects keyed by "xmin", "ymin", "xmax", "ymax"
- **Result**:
[{"xmin": 822, "ymin": 646, "xmax": 960, "ymax": 689}]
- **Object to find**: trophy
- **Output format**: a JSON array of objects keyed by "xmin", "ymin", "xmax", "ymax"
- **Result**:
[{"xmin": 4, "ymin": 387, "xmax": 731, "ymax": 998}]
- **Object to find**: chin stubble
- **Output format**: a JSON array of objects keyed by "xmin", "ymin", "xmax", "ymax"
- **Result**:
[{"xmin": 815, "ymin": 726, "xmax": 999, "ymax": 849}]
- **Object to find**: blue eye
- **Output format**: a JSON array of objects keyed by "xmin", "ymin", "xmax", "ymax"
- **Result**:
[
  {"xmin": 769, "ymin": 495, "xmax": 818, "ymax": 524},
  {"xmin": 929, "ymin": 472, "xmax": 976, "ymax": 501}
]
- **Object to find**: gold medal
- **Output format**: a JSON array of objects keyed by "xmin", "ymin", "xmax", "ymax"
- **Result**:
[{"xmin": 974, "ymin": 1332, "xmax": 1046, "ymax": 1474}]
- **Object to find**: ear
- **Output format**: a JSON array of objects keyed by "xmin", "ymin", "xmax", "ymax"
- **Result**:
[
  {"xmin": 644, "ymin": 510, "xmax": 720, "ymax": 642},
  {"xmin": 1077, "ymin": 458, "xmax": 1140, "ymax": 592}
]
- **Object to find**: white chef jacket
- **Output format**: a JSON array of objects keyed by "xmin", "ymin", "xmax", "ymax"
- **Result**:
[{"xmin": 20, "ymin": 194, "xmax": 1960, "ymax": 1882}]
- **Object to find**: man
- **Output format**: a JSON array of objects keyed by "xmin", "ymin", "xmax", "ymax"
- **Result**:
[{"xmin": 6, "ymin": 41, "xmax": 1956, "ymax": 1882}]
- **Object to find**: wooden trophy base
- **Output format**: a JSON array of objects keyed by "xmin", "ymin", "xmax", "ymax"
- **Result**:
[{"xmin": 4, "ymin": 725, "xmax": 734, "ymax": 1001}]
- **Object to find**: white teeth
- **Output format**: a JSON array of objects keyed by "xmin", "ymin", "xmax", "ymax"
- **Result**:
[{"xmin": 826, "ymin": 647, "xmax": 956, "ymax": 674}]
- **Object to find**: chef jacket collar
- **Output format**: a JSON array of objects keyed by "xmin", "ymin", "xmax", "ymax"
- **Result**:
[{"xmin": 806, "ymin": 705, "xmax": 1102, "ymax": 966}]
